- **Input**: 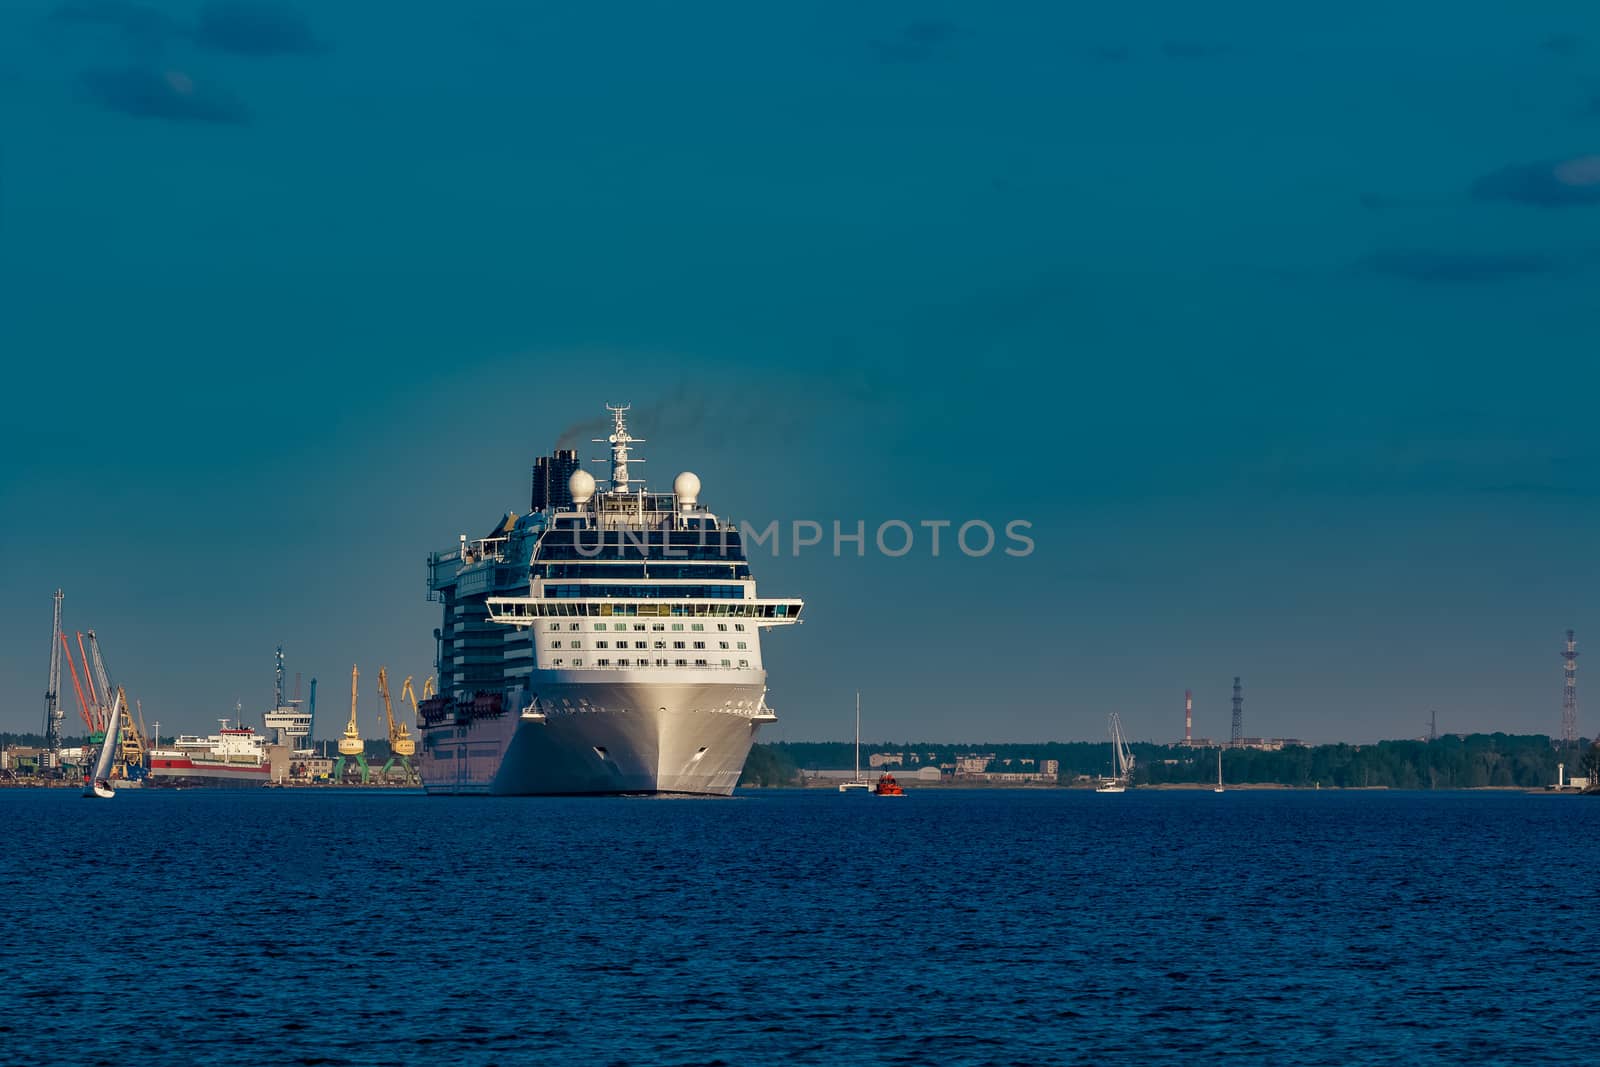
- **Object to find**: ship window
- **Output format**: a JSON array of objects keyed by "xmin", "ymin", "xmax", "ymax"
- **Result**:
[
  {"xmin": 652, "ymin": 623, "xmax": 665, "ymax": 631},
  {"xmin": 735, "ymin": 624, "xmax": 745, "ymax": 631},
  {"xmin": 694, "ymin": 658, "xmax": 707, "ymax": 666},
  {"xmin": 675, "ymin": 658, "xmax": 687, "ymax": 666},
  {"xmin": 573, "ymin": 659, "xmax": 583, "ymax": 667},
  {"xmin": 692, "ymin": 624, "xmax": 705, "ymax": 631},
  {"xmin": 656, "ymin": 658, "xmax": 668, "ymax": 666},
  {"xmin": 673, "ymin": 641, "xmax": 685, "ymax": 649},
  {"xmin": 569, "ymin": 623, "xmax": 580, "ymax": 631},
  {"xmin": 737, "ymin": 641, "xmax": 747, "ymax": 649},
  {"xmin": 633, "ymin": 624, "xmax": 645, "ymax": 631},
  {"xmin": 551, "ymin": 641, "xmax": 562, "ymax": 649},
  {"xmin": 739, "ymin": 659, "xmax": 749, "ymax": 668},
  {"xmin": 634, "ymin": 641, "xmax": 646, "ymax": 649},
  {"xmin": 718, "ymin": 641, "xmax": 728, "ymax": 649},
  {"xmin": 721, "ymin": 659, "xmax": 731, "ymax": 667},
  {"xmin": 717, "ymin": 624, "xmax": 727, "ymax": 631},
  {"xmin": 553, "ymin": 658, "xmax": 564, "ymax": 666},
  {"xmin": 572, "ymin": 641, "xmax": 583, "ymax": 649},
  {"xmin": 636, "ymin": 658, "xmax": 649, "ymax": 666},
  {"xmin": 693, "ymin": 641, "xmax": 705, "ymax": 650},
  {"xmin": 653, "ymin": 641, "xmax": 666, "ymax": 649},
  {"xmin": 598, "ymin": 658, "xmax": 611, "ymax": 666},
  {"xmin": 596, "ymin": 641, "xmax": 609, "ymax": 649},
  {"xmin": 671, "ymin": 623, "xmax": 684, "ymax": 631},
  {"xmin": 548, "ymin": 622, "xmax": 559, "ymax": 631}
]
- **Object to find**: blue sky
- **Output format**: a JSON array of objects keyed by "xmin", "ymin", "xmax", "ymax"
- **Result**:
[{"xmin": 3, "ymin": 0, "xmax": 1600, "ymax": 743}]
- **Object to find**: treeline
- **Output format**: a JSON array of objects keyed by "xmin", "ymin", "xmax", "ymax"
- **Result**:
[{"xmin": 740, "ymin": 734, "xmax": 1598, "ymax": 789}]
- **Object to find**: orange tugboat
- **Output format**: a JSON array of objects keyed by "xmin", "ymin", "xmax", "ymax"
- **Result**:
[{"xmin": 874, "ymin": 771, "xmax": 905, "ymax": 797}]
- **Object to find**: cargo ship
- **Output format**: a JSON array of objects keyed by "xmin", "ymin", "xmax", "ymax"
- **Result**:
[
  {"xmin": 146, "ymin": 720, "xmax": 270, "ymax": 788},
  {"xmin": 419, "ymin": 404, "xmax": 804, "ymax": 795}
]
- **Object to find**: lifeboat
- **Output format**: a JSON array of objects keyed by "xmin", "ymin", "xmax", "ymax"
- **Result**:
[{"xmin": 874, "ymin": 772, "xmax": 905, "ymax": 797}]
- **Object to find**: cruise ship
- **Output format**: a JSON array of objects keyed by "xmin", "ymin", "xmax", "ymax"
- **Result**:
[{"xmin": 418, "ymin": 405, "xmax": 804, "ymax": 795}]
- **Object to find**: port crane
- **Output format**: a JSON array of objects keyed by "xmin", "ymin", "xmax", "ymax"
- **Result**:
[
  {"xmin": 86, "ymin": 633, "xmax": 146, "ymax": 779},
  {"xmin": 43, "ymin": 590, "xmax": 64, "ymax": 773},
  {"xmin": 400, "ymin": 675, "xmax": 434, "ymax": 719},
  {"xmin": 378, "ymin": 668, "xmax": 417, "ymax": 782},
  {"xmin": 114, "ymin": 686, "xmax": 145, "ymax": 770},
  {"xmin": 61, "ymin": 633, "xmax": 94, "ymax": 733},
  {"xmin": 332, "ymin": 664, "xmax": 369, "ymax": 784},
  {"xmin": 77, "ymin": 632, "xmax": 104, "ymax": 732}
]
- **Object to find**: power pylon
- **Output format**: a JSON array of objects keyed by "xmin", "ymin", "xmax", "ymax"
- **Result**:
[
  {"xmin": 1561, "ymin": 630, "xmax": 1578, "ymax": 747},
  {"xmin": 1230, "ymin": 677, "xmax": 1244, "ymax": 747}
]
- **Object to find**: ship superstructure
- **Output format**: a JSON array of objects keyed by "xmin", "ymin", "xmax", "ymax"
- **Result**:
[
  {"xmin": 419, "ymin": 404, "xmax": 803, "ymax": 795},
  {"xmin": 262, "ymin": 645, "xmax": 313, "ymax": 757}
]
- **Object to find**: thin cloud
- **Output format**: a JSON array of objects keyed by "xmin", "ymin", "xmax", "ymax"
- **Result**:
[
  {"xmin": 869, "ymin": 20, "xmax": 964, "ymax": 64},
  {"xmin": 191, "ymin": 1, "xmax": 323, "ymax": 57},
  {"xmin": 1470, "ymin": 156, "xmax": 1600, "ymax": 208},
  {"xmin": 80, "ymin": 66, "xmax": 251, "ymax": 124},
  {"xmin": 1539, "ymin": 32, "xmax": 1582, "ymax": 57},
  {"xmin": 1161, "ymin": 41, "xmax": 1231, "ymax": 61},
  {"xmin": 1085, "ymin": 44, "xmax": 1131, "ymax": 64},
  {"xmin": 1358, "ymin": 248, "xmax": 1581, "ymax": 283}
]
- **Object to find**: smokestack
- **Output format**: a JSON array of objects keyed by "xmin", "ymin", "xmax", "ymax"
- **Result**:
[{"xmin": 1185, "ymin": 689, "xmax": 1192, "ymax": 745}]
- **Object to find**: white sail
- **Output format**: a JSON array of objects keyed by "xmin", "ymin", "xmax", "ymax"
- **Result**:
[
  {"xmin": 1110, "ymin": 713, "xmax": 1134, "ymax": 778},
  {"xmin": 1097, "ymin": 713, "xmax": 1135, "ymax": 792},
  {"xmin": 86, "ymin": 692, "xmax": 123, "ymax": 796}
]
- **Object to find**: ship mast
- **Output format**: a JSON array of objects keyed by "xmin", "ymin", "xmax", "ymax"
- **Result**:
[{"xmin": 594, "ymin": 403, "xmax": 644, "ymax": 494}]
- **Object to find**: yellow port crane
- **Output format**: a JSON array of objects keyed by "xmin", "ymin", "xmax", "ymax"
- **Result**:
[
  {"xmin": 377, "ymin": 667, "xmax": 417, "ymax": 782},
  {"xmin": 401, "ymin": 675, "xmax": 435, "ymax": 717},
  {"xmin": 115, "ymin": 686, "xmax": 146, "ymax": 773},
  {"xmin": 332, "ymin": 664, "xmax": 369, "ymax": 784}
]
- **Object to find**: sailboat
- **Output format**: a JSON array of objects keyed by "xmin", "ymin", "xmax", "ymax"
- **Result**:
[
  {"xmin": 83, "ymin": 692, "xmax": 123, "ymax": 799},
  {"xmin": 839, "ymin": 692, "xmax": 871, "ymax": 792},
  {"xmin": 1095, "ymin": 712, "xmax": 1134, "ymax": 793},
  {"xmin": 1214, "ymin": 748, "xmax": 1225, "ymax": 793}
]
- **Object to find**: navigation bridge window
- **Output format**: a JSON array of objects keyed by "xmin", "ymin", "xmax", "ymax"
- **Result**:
[
  {"xmin": 534, "ymin": 529, "xmax": 751, "ymax": 562},
  {"xmin": 494, "ymin": 600, "xmax": 803, "ymax": 621},
  {"xmin": 532, "ymin": 562, "xmax": 752, "ymax": 580},
  {"xmin": 543, "ymin": 584, "xmax": 747, "ymax": 600}
]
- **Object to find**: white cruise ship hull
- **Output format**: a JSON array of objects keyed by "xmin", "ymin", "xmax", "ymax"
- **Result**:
[{"xmin": 418, "ymin": 677, "xmax": 768, "ymax": 796}]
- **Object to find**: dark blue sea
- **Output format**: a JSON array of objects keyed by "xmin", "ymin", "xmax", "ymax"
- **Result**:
[{"xmin": 2, "ymin": 788, "xmax": 1595, "ymax": 1065}]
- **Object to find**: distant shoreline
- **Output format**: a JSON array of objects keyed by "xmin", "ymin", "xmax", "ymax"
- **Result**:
[{"xmin": 759, "ymin": 781, "xmax": 1583, "ymax": 793}]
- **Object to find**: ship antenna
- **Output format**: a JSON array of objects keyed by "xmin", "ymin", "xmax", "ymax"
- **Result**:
[{"xmin": 592, "ymin": 403, "xmax": 645, "ymax": 494}]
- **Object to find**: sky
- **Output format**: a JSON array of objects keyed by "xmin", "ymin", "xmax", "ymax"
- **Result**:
[{"xmin": 3, "ymin": 0, "xmax": 1600, "ymax": 745}]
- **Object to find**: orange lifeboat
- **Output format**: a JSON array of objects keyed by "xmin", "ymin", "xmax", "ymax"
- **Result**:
[{"xmin": 874, "ymin": 772, "xmax": 905, "ymax": 797}]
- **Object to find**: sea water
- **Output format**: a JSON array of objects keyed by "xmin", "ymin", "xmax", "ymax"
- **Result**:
[{"xmin": 2, "ymin": 788, "xmax": 1594, "ymax": 1065}]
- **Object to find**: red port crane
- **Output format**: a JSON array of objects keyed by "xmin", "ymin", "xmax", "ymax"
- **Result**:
[{"xmin": 61, "ymin": 633, "xmax": 94, "ymax": 732}]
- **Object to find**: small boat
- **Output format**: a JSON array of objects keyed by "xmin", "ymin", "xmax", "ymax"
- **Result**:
[
  {"xmin": 83, "ymin": 692, "xmax": 123, "ymax": 799},
  {"xmin": 1095, "ymin": 712, "xmax": 1134, "ymax": 792},
  {"xmin": 874, "ymin": 772, "xmax": 905, "ymax": 797},
  {"xmin": 839, "ymin": 692, "xmax": 871, "ymax": 793},
  {"xmin": 1213, "ymin": 749, "xmax": 1225, "ymax": 793}
]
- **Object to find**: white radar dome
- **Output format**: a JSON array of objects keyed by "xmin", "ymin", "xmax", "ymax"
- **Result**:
[
  {"xmin": 674, "ymin": 471, "xmax": 701, "ymax": 507},
  {"xmin": 568, "ymin": 468, "xmax": 596, "ymax": 505}
]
